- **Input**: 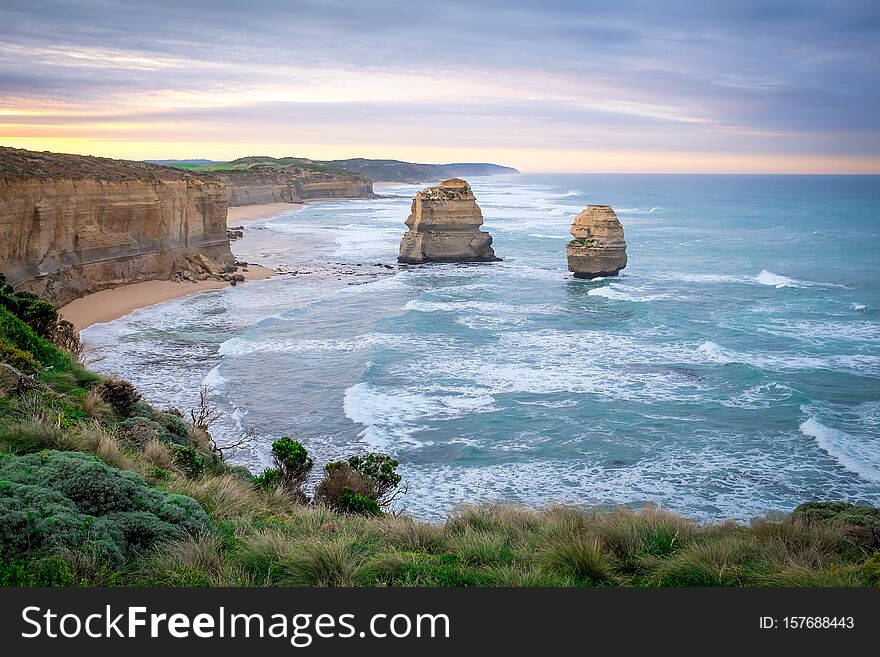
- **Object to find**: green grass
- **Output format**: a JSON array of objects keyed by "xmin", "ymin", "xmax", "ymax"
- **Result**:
[{"xmin": 1, "ymin": 284, "xmax": 878, "ymax": 588}]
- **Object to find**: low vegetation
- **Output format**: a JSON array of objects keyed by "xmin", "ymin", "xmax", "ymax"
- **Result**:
[{"xmin": 0, "ymin": 277, "xmax": 877, "ymax": 587}]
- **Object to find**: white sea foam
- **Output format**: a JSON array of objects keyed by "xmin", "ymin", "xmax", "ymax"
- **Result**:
[
  {"xmin": 756, "ymin": 270, "xmax": 797, "ymax": 288},
  {"xmin": 697, "ymin": 341, "xmax": 734, "ymax": 364},
  {"xmin": 800, "ymin": 417, "xmax": 880, "ymax": 482},
  {"xmin": 405, "ymin": 300, "xmax": 562, "ymax": 315},
  {"xmin": 514, "ymin": 399, "xmax": 579, "ymax": 409},
  {"xmin": 202, "ymin": 365, "xmax": 228, "ymax": 390},
  {"xmin": 696, "ymin": 340, "xmax": 880, "ymax": 376},
  {"xmin": 587, "ymin": 286, "xmax": 670, "ymax": 302},
  {"xmin": 756, "ymin": 269, "xmax": 850, "ymax": 289},
  {"xmin": 219, "ymin": 333, "xmax": 399, "ymax": 356},
  {"xmin": 656, "ymin": 272, "xmax": 751, "ymax": 284},
  {"xmin": 343, "ymin": 382, "xmax": 496, "ymax": 447},
  {"xmin": 528, "ymin": 233, "xmax": 568, "ymax": 239}
]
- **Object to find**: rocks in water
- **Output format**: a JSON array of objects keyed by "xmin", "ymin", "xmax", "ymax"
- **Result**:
[
  {"xmin": 566, "ymin": 205, "xmax": 627, "ymax": 278},
  {"xmin": 227, "ymin": 227, "xmax": 244, "ymax": 240},
  {"xmin": 398, "ymin": 178, "xmax": 500, "ymax": 264}
]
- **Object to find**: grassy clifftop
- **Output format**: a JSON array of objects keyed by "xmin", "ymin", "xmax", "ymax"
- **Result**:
[
  {"xmin": 162, "ymin": 156, "xmax": 519, "ymax": 183},
  {"xmin": 0, "ymin": 278, "xmax": 878, "ymax": 587}
]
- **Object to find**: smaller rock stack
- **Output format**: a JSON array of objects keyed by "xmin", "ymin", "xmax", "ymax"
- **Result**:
[
  {"xmin": 398, "ymin": 179, "xmax": 500, "ymax": 264},
  {"xmin": 566, "ymin": 205, "xmax": 627, "ymax": 278}
]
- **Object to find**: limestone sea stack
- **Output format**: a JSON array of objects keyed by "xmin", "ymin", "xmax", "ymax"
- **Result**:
[
  {"xmin": 398, "ymin": 179, "xmax": 500, "ymax": 264},
  {"xmin": 566, "ymin": 205, "xmax": 627, "ymax": 279}
]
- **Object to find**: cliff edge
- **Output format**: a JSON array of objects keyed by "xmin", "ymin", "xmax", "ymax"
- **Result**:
[
  {"xmin": 180, "ymin": 157, "xmax": 374, "ymax": 206},
  {"xmin": 0, "ymin": 147, "xmax": 234, "ymax": 306}
]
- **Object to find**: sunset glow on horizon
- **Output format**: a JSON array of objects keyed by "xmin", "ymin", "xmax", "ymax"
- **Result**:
[{"xmin": 1, "ymin": 1, "xmax": 878, "ymax": 173}]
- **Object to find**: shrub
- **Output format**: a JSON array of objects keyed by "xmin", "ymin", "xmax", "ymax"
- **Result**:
[
  {"xmin": 96, "ymin": 378, "xmax": 142, "ymax": 417},
  {"xmin": 338, "ymin": 489, "xmax": 382, "ymax": 516},
  {"xmin": 151, "ymin": 410, "xmax": 192, "ymax": 446},
  {"xmin": 270, "ymin": 436, "xmax": 313, "ymax": 502},
  {"xmin": 117, "ymin": 417, "xmax": 168, "ymax": 450},
  {"xmin": 252, "ymin": 468, "xmax": 280, "ymax": 492},
  {"xmin": 315, "ymin": 461, "xmax": 373, "ymax": 509},
  {"xmin": 346, "ymin": 453, "xmax": 402, "ymax": 505},
  {"xmin": 0, "ymin": 555, "xmax": 80, "ymax": 586},
  {"xmin": 0, "ymin": 306, "xmax": 69, "ymax": 370},
  {"xmin": 863, "ymin": 552, "xmax": 880, "ymax": 586},
  {"xmin": 790, "ymin": 502, "xmax": 880, "ymax": 549},
  {"xmin": 12, "ymin": 292, "xmax": 59, "ymax": 340},
  {"xmin": 0, "ymin": 341, "xmax": 41, "ymax": 372},
  {"xmin": 0, "ymin": 450, "xmax": 213, "ymax": 563},
  {"xmin": 169, "ymin": 444, "xmax": 205, "ymax": 479}
]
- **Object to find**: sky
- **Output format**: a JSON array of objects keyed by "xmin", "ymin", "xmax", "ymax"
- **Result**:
[{"xmin": 0, "ymin": 0, "xmax": 878, "ymax": 172}]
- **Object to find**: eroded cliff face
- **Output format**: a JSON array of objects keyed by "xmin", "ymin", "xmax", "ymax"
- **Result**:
[
  {"xmin": 0, "ymin": 148, "xmax": 234, "ymax": 306},
  {"xmin": 212, "ymin": 170, "xmax": 373, "ymax": 206},
  {"xmin": 398, "ymin": 179, "xmax": 500, "ymax": 264},
  {"xmin": 566, "ymin": 205, "xmax": 627, "ymax": 279}
]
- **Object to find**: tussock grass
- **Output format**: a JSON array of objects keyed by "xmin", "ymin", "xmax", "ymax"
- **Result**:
[
  {"xmin": 539, "ymin": 536, "xmax": 616, "ymax": 585},
  {"xmin": 82, "ymin": 388, "xmax": 113, "ymax": 420},
  {"xmin": 167, "ymin": 472, "xmax": 268, "ymax": 522},
  {"xmin": 0, "ymin": 413, "xmax": 67, "ymax": 453},
  {"xmin": 597, "ymin": 506, "xmax": 697, "ymax": 572},
  {"xmin": 649, "ymin": 536, "xmax": 772, "ymax": 586}
]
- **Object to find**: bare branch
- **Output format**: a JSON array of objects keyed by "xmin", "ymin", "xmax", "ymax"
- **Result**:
[{"xmin": 190, "ymin": 385, "xmax": 222, "ymax": 430}]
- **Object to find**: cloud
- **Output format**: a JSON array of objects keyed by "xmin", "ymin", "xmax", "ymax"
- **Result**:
[{"xmin": 0, "ymin": 0, "xmax": 878, "ymax": 169}]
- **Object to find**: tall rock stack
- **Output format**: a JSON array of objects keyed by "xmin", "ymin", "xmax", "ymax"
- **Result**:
[
  {"xmin": 566, "ymin": 205, "xmax": 627, "ymax": 278},
  {"xmin": 398, "ymin": 179, "xmax": 500, "ymax": 264}
]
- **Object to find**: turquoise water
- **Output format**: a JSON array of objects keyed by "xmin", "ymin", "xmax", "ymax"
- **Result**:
[{"xmin": 83, "ymin": 174, "xmax": 880, "ymax": 520}]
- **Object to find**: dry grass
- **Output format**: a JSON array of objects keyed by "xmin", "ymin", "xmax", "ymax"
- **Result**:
[
  {"xmin": 143, "ymin": 439, "xmax": 177, "ymax": 470},
  {"xmin": 166, "ymin": 472, "xmax": 269, "ymax": 521},
  {"xmin": 82, "ymin": 388, "xmax": 113, "ymax": 421}
]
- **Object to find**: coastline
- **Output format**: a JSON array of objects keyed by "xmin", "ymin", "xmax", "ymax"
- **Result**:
[
  {"xmin": 227, "ymin": 202, "xmax": 303, "ymax": 225},
  {"xmin": 59, "ymin": 202, "xmax": 299, "ymax": 330},
  {"xmin": 58, "ymin": 265, "xmax": 275, "ymax": 331}
]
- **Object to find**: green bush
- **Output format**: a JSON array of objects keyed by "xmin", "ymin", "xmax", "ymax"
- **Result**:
[
  {"xmin": 0, "ymin": 555, "xmax": 80, "ymax": 586},
  {"xmin": 11, "ymin": 292, "xmax": 58, "ymax": 340},
  {"xmin": 347, "ymin": 453, "xmax": 402, "ymax": 505},
  {"xmin": 315, "ymin": 461, "xmax": 374, "ymax": 511},
  {"xmin": 791, "ymin": 502, "xmax": 880, "ymax": 549},
  {"xmin": 96, "ymin": 378, "xmax": 142, "ymax": 417},
  {"xmin": 338, "ymin": 488, "xmax": 382, "ymax": 516},
  {"xmin": 0, "ymin": 341, "xmax": 41, "ymax": 372},
  {"xmin": 169, "ymin": 444, "xmax": 205, "ymax": 479},
  {"xmin": 252, "ymin": 468, "xmax": 279, "ymax": 492},
  {"xmin": 863, "ymin": 552, "xmax": 880, "ymax": 586},
  {"xmin": 0, "ymin": 306, "xmax": 69, "ymax": 370},
  {"xmin": 0, "ymin": 450, "xmax": 213, "ymax": 563},
  {"xmin": 117, "ymin": 417, "xmax": 168, "ymax": 450},
  {"xmin": 151, "ymin": 410, "xmax": 192, "ymax": 445},
  {"xmin": 271, "ymin": 437, "xmax": 313, "ymax": 502}
]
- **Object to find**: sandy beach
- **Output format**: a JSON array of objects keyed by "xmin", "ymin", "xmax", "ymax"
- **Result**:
[
  {"xmin": 227, "ymin": 202, "xmax": 303, "ymax": 225},
  {"xmin": 57, "ymin": 203, "xmax": 308, "ymax": 330},
  {"xmin": 372, "ymin": 181, "xmax": 407, "ymax": 189},
  {"xmin": 58, "ymin": 265, "xmax": 275, "ymax": 331}
]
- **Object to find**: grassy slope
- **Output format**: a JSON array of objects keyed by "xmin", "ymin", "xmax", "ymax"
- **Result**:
[{"xmin": 1, "ymin": 300, "xmax": 878, "ymax": 587}]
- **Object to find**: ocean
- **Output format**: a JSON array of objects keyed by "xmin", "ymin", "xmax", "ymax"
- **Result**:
[{"xmin": 81, "ymin": 174, "xmax": 880, "ymax": 521}]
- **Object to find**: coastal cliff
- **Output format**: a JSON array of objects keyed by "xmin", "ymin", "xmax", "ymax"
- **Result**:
[
  {"xmin": 0, "ymin": 147, "xmax": 234, "ymax": 306},
  {"xmin": 398, "ymin": 178, "xmax": 500, "ymax": 263},
  {"xmin": 178, "ymin": 157, "xmax": 374, "ymax": 206}
]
